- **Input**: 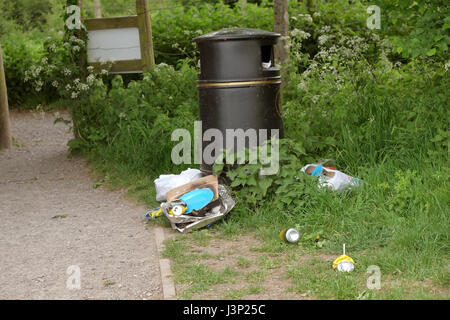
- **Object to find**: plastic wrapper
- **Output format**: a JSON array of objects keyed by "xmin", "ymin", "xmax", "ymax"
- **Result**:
[
  {"xmin": 301, "ymin": 163, "xmax": 361, "ymax": 191},
  {"xmin": 154, "ymin": 168, "xmax": 203, "ymax": 201}
]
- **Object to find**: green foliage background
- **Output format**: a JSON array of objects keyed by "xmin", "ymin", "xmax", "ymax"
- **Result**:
[{"xmin": 0, "ymin": 0, "xmax": 449, "ymax": 298}]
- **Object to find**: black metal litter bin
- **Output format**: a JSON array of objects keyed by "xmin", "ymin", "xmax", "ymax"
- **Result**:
[{"xmin": 194, "ymin": 28, "xmax": 284, "ymax": 174}]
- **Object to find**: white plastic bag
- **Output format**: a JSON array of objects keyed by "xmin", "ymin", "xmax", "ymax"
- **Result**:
[
  {"xmin": 179, "ymin": 168, "xmax": 203, "ymax": 181},
  {"xmin": 154, "ymin": 168, "xmax": 203, "ymax": 201}
]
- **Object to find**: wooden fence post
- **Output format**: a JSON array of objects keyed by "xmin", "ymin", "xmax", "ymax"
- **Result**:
[
  {"xmin": 274, "ymin": 0, "xmax": 290, "ymax": 66},
  {"xmin": 136, "ymin": 0, "xmax": 155, "ymax": 72},
  {"xmin": 0, "ymin": 45, "xmax": 12, "ymax": 149}
]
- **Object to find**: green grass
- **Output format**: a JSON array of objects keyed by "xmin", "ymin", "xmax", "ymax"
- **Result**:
[
  {"xmin": 223, "ymin": 286, "xmax": 265, "ymax": 299},
  {"xmin": 236, "ymin": 257, "xmax": 251, "ymax": 269},
  {"xmin": 245, "ymin": 270, "xmax": 268, "ymax": 285},
  {"xmin": 80, "ymin": 133, "xmax": 449, "ymax": 299}
]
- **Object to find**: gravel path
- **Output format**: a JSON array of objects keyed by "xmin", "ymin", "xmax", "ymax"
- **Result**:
[{"xmin": 0, "ymin": 110, "xmax": 162, "ymax": 299}]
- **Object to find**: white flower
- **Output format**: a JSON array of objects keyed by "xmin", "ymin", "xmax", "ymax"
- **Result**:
[
  {"xmin": 35, "ymin": 80, "xmax": 43, "ymax": 92},
  {"xmin": 52, "ymin": 80, "xmax": 59, "ymax": 88},
  {"xmin": 87, "ymin": 74, "xmax": 95, "ymax": 85},
  {"xmin": 72, "ymin": 45, "xmax": 80, "ymax": 52},
  {"xmin": 71, "ymin": 92, "xmax": 78, "ymax": 99},
  {"xmin": 312, "ymin": 95, "xmax": 320, "ymax": 104},
  {"xmin": 65, "ymin": 84, "xmax": 72, "ymax": 90},
  {"xmin": 63, "ymin": 68, "xmax": 72, "ymax": 76},
  {"xmin": 41, "ymin": 57, "xmax": 48, "ymax": 64},
  {"xmin": 298, "ymin": 81, "xmax": 308, "ymax": 91},
  {"xmin": 118, "ymin": 112, "xmax": 127, "ymax": 120},
  {"xmin": 291, "ymin": 29, "xmax": 310, "ymax": 40},
  {"xmin": 318, "ymin": 35, "xmax": 329, "ymax": 45},
  {"xmin": 298, "ymin": 14, "xmax": 313, "ymax": 23},
  {"xmin": 320, "ymin": 26, "xmax": 331, "ymax": 34},
  {"xmin": 445, "ymin": 61, "xmax": 450, "ymax": 71},
  {"xmin": 74, "ymin": 78, "xmax": 80, "ymax": 85}
]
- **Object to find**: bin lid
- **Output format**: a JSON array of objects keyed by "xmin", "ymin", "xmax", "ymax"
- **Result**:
[{"xmin": 194, "ymin": 28, "xmax": 280, "ymax": 43}]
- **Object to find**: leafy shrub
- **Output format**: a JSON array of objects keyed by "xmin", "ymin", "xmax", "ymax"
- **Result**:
[
  {"xmin": 373, "ymin": 0, "xmax": 450, "ymax": 60},
  {"xmin": 284, "ymin": 5, "xmax": 449, "ymax": 170},
  {"xmin": 0, "ymin": 33, "xmax": 44, "ymax": 107},
  {"xmin": 23, "ymin": 33, "xmax": 87, "ymax": 103},
  {"xmin": 0, "ymin": 0, "xmax": 54, "ymax": 36},
  {"xmin": 151, "ymin": 0, "xmax": 273, "ymax": 65},
  {"xmin": 68, "ymin": 62, "xmax": 199, "ymax": 175}
]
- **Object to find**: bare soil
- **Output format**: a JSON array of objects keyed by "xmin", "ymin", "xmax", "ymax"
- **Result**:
[
  {"xmin": 0, "ymin": 110, "xmax": 162, "ymax": 299},
  {"xmin": 174, "ymin": 233, "xmax": 313, "ymax": 300}
]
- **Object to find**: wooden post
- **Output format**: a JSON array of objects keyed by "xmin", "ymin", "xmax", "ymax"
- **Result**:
[
  {"xmin": 274, "ymin": 0, "xmax": 290, "ymax": 66},
  {"xmin": 94, "ymin": 0, "xmax": 102, "ymax": 18},
  {"xmin": 136, "ymin": 0, "xmax": 155, "ymax": 72},
  {"xmin": 78, "ymin": 0, "xmax": 88, "ymax": 81},
  {"xmin": 0, "ymin": 45, "xmax": 12, "ymax": 149}
]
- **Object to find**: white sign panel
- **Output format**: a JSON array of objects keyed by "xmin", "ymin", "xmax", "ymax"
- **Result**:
[{"xmin": 87, "ymin": 27, "xmax": 141, "ymax": 63}]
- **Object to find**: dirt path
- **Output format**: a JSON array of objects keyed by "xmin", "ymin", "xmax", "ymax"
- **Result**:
[{"xmin": 0, "ymin": 110, "xmax": 162, "ymax": 299}]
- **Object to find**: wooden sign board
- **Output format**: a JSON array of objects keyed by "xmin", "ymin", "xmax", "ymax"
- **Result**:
[
  {"xmin": 85, "ymin": 16, "xmax": 142, "ymax": 73},
  {"xmin": 84, "ymin": 0, "xmax": 155, "ymax": 74}
]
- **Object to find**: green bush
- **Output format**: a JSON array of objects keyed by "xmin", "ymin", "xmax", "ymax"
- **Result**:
[
  {"xmin": 0, "ymin": 0, "xmax": 54, "ymax": 36},
  {"xmin": 151, "ymin": 0, "xmax": 273, "ymax": 65},
  {"xmin": 68, "ymin": 62, "xmax": 199, "ymax": 175},
  {"xmin": 0, "ymin": 33, "xmax": 44, "ymax": 107},
  {"xmin": 373, "ymin": 0, "xmax": 450, "ymax": 60}
]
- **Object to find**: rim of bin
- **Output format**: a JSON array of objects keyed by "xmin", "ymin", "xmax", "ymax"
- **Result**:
[{"xmin": 194, "ymin": 28, "xmax": 280, "ymax": 43}]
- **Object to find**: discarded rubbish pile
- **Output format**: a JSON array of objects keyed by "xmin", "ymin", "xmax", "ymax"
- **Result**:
[
  {"xmin": 145, "ymin": 172, "xmax": 235, "ymax": 234},
  {"xmin": 147, "ymin": 160, "xmax": 359, "ymax": 270}
]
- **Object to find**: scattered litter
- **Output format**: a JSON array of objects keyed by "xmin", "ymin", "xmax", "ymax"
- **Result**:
[
  {"xmin": 146, "ymin": 174, "xmax": 235, "ymax": 233},
  {"xmin": 168, "ymin": 200, "xmax": 187, "ymax": 216},
  {"xmin": 154, "ymin": 168, "xmax": 203, "ymax": 201},
  {"xmin": 333, "ymin": 244, "xmax": 355, "ymax": 272},
  {"xmin": 279, "ymin": 228, "xmax": 300, "ymax": 244},
  {"xmin": 301, "ymin": 159, "xmax": 361, "ymax": 191},
  {"xmin": 163, "ymin": 184, "xmax": 235, "ymax": 233},
  {"xmin": 262, "ymin": 61, "xmax": 272, "ymax": 69},
  {"xmin": 143, "ymin": 207, "xmax": 163, "ymax": 219}
]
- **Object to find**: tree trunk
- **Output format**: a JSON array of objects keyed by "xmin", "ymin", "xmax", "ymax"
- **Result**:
[
  {"xmin": 306, "ymin": 0, "xmax": 315, "ymax": 13},
  {"xmin": 0, "ymin": 45, "xmax": 12, "ymax": 149},
  {"xmin": 94, "ymin": 0, "xmax": 102, "ymax": 18},
  {"xmin": 274, "ymin": 0, "xmax": 289, "ymax": 66},
  {"xmin": 241, "ymin": 0, "xmax": 248, "ymax": 16}
]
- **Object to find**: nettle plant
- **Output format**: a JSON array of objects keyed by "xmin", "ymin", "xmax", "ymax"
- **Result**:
[{"xmin": 213, "ymin": 139, "xmax": 324, "ymax": 215}]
